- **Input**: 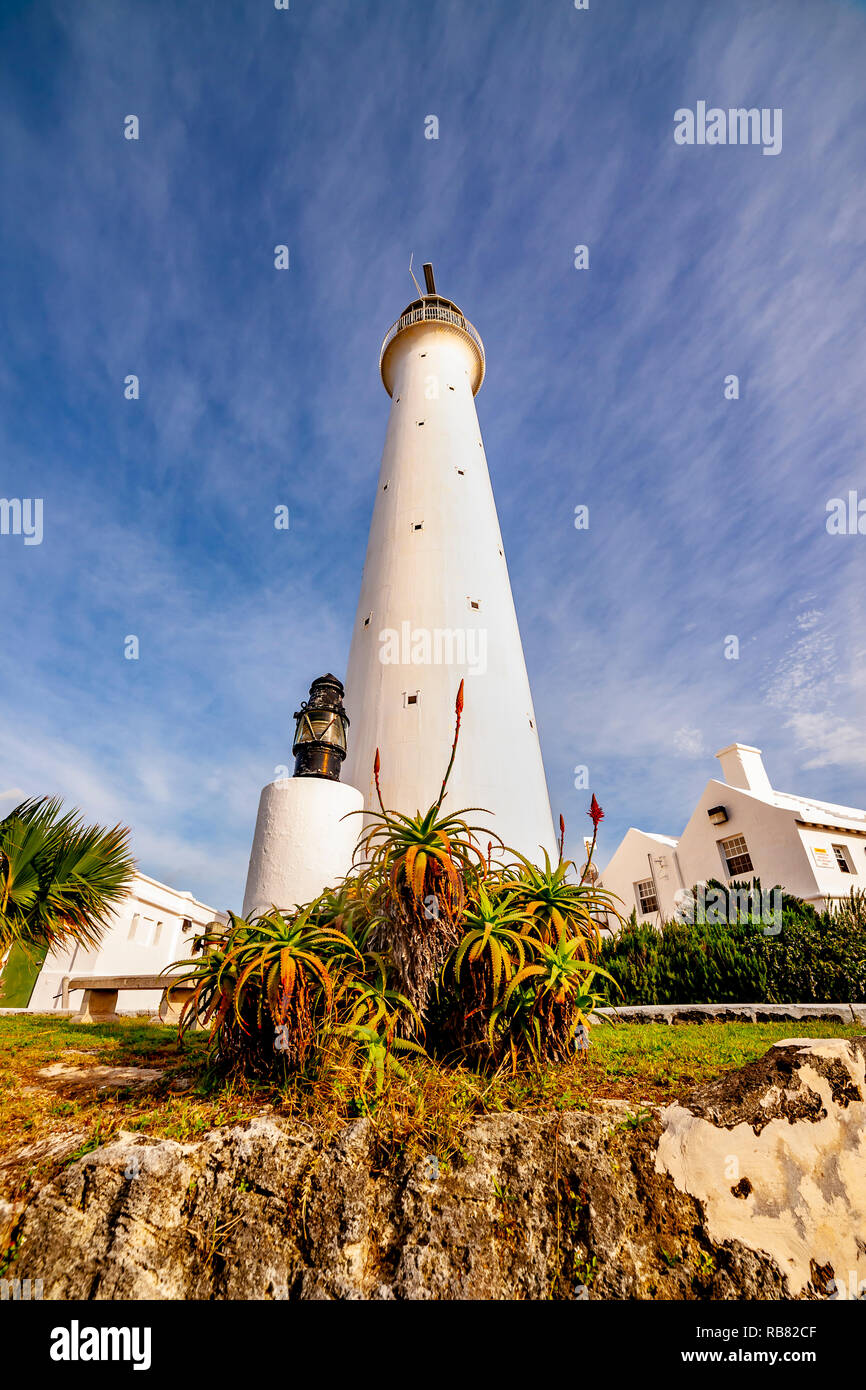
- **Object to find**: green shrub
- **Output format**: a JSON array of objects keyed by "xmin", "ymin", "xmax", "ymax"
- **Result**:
[
  {"xmin": 599, "ymin": 918, "xmax": 766, "ymax": 1004},
  {"xmin": 596, "ymin": 917, "xmax": 661, "ymax": 1004},
  {"xmin": 764, "ymin": 891, "xmax": 866, "ymax": 1002},
  {"xmin": 598, "ymin": 887, "xmax": 866, "ymax": 1005}
]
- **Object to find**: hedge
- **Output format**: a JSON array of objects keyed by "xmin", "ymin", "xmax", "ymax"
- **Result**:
[{"xmin": 598, "ymin": 885, "xmax": 866, "ymax": 1005}]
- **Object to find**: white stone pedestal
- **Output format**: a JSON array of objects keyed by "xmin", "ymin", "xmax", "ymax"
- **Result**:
[{"xmin": 242, "ymin": 777, "xmax": 364, "ymax": 920}]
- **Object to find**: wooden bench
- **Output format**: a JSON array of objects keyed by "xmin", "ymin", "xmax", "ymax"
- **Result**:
[{"xmin": 61, "ymin": 974, "xmax": 196, "ymax": 1026}]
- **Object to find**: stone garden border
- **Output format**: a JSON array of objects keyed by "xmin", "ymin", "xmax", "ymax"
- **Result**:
[{"xmin": 594, "ymin": 1002, "xmax": 866, "ymax": 1025}]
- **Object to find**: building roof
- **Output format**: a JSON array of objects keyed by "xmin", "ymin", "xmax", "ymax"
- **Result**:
[
  {"xmin": 634, "ymin": 830, "xmax": 680, "ymax": 847},
  {"xmin": 599, "ymin": 829, "xmax": 679, "ymax": 872},
  {"xmin": 730, "ymin": 782, "xmax": 866, "ymax": 835},
  {"xmin": 696, "ymin": 771, "xmax": 866, "ymax": 833},
  {"xmin": 130, "ymin": 870, "xmax": 219, "ymax": 914},
  {"xmin": 707, "ymin": 743, "xmax": 866, "ymax": 833}
]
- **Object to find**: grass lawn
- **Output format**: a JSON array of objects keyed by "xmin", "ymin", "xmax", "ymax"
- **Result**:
[{"xmin": 1, "ymin": 1013, "xmax": 862, "ymax": 1222}]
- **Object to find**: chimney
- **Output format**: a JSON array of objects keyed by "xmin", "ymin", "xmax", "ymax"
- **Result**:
[{"xmin": 714, "ymin": 743, "xmax": 773, "ymax": 797}]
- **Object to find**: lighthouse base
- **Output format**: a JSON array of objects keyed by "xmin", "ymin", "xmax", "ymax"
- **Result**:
[{"xmin": 242, "ymin": 777, "xmax": 363, "ymax": 920}]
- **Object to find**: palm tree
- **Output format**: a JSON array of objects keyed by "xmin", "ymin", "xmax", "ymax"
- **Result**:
[{"xmin": 0, "ymin": 797, "xmax": 136, "ymax": 957}]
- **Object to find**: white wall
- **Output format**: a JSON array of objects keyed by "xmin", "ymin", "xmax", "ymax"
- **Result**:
[
  {"xmin": 676, "ymin": 780, "xmax": 866, "ymax": 910},
  {"xmin": 794, "ymin": 826, "xmax": 866, "ymax": 905},
  {"xmin": 676, "ymin": 781, "xmax": 810, "ymax": 899},
  {"xmin": 29, "ymin": 872, "xmax": 220, "ymax": 1014},
  {"xmin": 242, "ymin": 776, "xmax": 364, "ymax": 919},
  {"xmin": 599, "ymin": 829, "xmax": 681, "ymax": 926}
]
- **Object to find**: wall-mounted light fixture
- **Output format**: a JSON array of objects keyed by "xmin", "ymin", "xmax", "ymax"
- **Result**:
[{"xmin": 707, "ymin": 805, "xmax": 728, "ymax": 826}]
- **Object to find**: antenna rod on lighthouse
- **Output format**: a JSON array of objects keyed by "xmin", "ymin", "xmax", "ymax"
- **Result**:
[{"xmin": 422, "ymin": 262, "xmax": 436, "ymax": 295}]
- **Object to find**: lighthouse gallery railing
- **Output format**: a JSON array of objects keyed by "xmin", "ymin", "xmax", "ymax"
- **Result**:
[{"xmin": 379, "ymin": 302, "xmax": 485, "ymax": 377}]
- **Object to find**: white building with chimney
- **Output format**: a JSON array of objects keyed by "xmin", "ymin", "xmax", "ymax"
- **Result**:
[{"xmin": 600, "ymin": 743, "xmax": 866, "ymax": 926}]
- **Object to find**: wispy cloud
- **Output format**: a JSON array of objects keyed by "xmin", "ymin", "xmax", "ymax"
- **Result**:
[
  {"xmin": 1, "ymin": 0, "xmax": 864, "ymax": 897},
  {"xmin": 673, "ymin": 728, "xmax": 707, "ymax": 759},
  {"xmin": 764, "ymin": 608, "xmax": 866, "ymax": 771}
]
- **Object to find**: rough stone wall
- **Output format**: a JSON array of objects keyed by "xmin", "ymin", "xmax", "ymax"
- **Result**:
[{"xmin": 8, "ymin": 1038, "xmax": 865, "ymax": 1300}]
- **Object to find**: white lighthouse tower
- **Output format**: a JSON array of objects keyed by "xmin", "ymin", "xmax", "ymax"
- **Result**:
[{"xmin": 343, "ymin": 264, "xmax": 556, "ymax": 861}]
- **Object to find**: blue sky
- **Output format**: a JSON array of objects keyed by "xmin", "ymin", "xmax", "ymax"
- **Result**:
[{"xmin": 1, "ymin": 0, "xmax": 864, "ymax": 909}]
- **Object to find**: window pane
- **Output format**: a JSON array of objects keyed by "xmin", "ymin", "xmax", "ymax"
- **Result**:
[
  {"xmin": 833, "ymin": 845, "xmax": 854, "ymax": 873},
  {"xmin": 635, "ymin": 879, "xmax": 658, "ymax": 915},
  {"xmin": 721, "ymin": 835, "xmax": 754, "ymax": 878}
]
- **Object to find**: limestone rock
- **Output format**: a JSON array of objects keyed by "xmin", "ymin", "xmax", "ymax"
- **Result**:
[
  {"xmin": 656, "ymin": 1036, "xmax": 866, "ymax": 1297},
  {"xmin": 7, "ymin": 1037, "xmax": 865, "ymax": 1300}
]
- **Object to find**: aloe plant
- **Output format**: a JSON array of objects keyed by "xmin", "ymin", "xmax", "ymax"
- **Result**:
[
  {"xmin": 504, "ymin": 847, "xmax": 620, "ymax": 955},
  {"xmin": 172, "ymin": 906, "xmax": 359, "ymax": 1072},
  {"xmin": 168, "ymin": 691, "xmax": 622, "ymax": 1085},
  {"xmin": 329, "ymin": 962, "xmax": 426, "ymax": 1099},
  {"xmin": 491, "ymin": 936, "xmax": 618, "ymax": 1067},
  {"xmin": 448, "ymin": 886, "xmax": 529, "ymax": 999},
  {"xmin": 354, "ymin": 681, "xmax": 495, "ymax": 1015}
]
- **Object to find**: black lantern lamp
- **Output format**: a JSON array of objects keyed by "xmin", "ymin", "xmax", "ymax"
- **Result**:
[{"xmin": 292, "ymin": 674, "xmax": 349, "ymax": 780}]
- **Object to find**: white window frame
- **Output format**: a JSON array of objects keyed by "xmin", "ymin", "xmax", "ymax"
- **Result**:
[
  {"xmin": 635, "ymin": 879, "xmax": 658, "ymax": 917},
  {"xmin": 718, "ymin": 834, "xmax": 754, "ymax": 878},
  {"xmin": 832, "ymin": 843, "xmax": 856, "ymax": 874}
]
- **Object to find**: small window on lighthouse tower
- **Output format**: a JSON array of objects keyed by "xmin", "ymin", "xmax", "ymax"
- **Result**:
[
  {"xmin": 403, "ymin": 691, "xmax": 419, "ymax": 707},
  {"xmin": 363, "ymin": 613, "xmax": 372, "ymax": 628},
  {"xmin": 456, "ymin": 468, "xmax": 465, "ymax": 476},
  {"xmin": 468, "ymin": 597, "xmax": 481, "ymax": 611},
  {"xmin": 413, "ymin": 521, "xmax": 424, "ymax": 532}
]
